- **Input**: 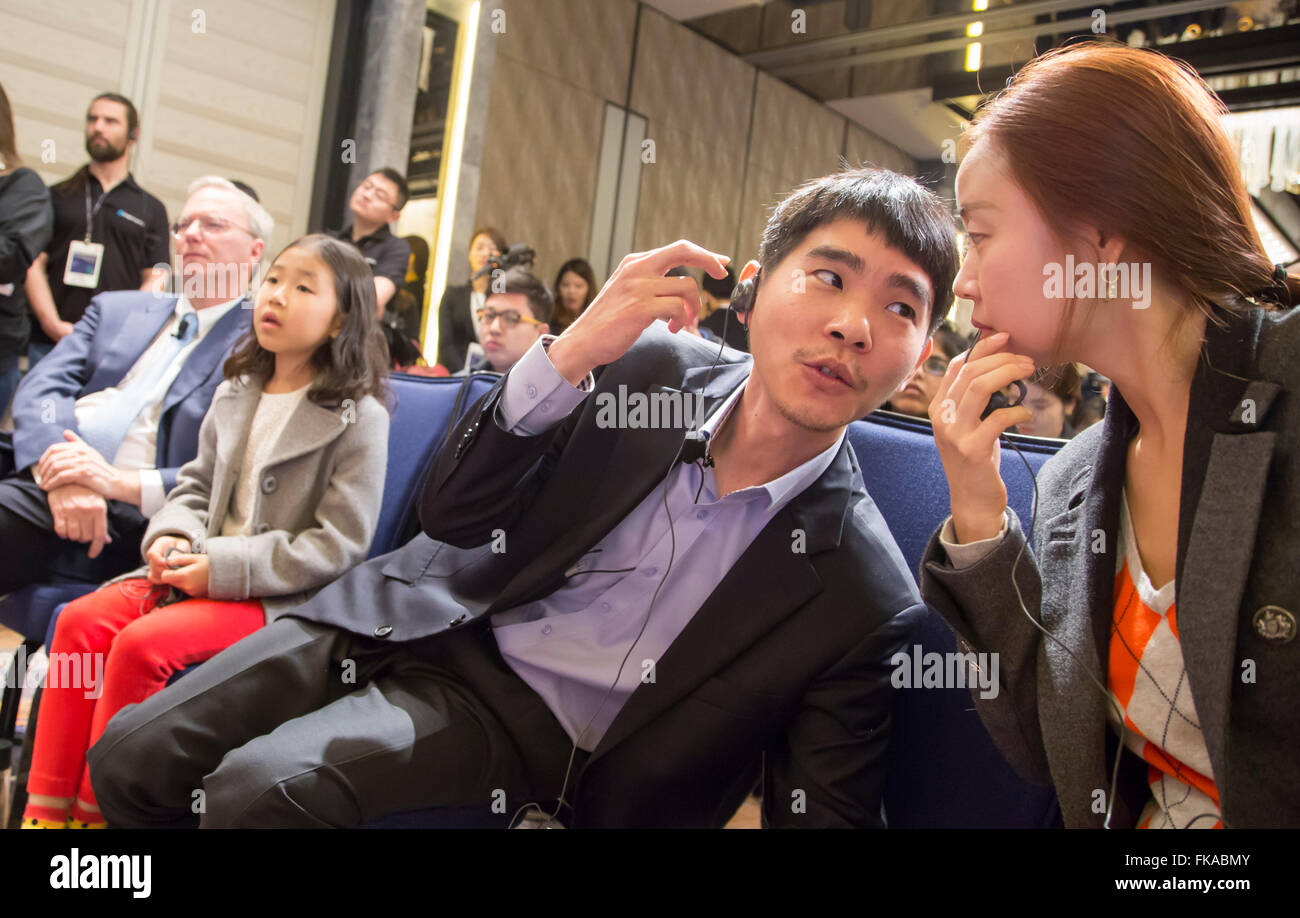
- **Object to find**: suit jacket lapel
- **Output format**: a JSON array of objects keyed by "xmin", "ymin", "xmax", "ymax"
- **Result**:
[
  {"xmin": 209, "ymin": 383, "xmax": 261, "ymax": 530},
  {"xmin": 90, "ymin": 296, "xmax": 176, "ymax": 391},
  {"xmin": 160, "ymin": 298, "xmax": 253, "ymax": 418},
  {"xmin": 1037, "ymin": 388, "xmax": 1129, "ymax": 822},
  {"xmin": 488, "ymin": 361, "xmax": 752, "ymax": 614},
  {"xmin": 587, "ymin": 434, "xmax": 856, "ymax": 765},
  {"xmin": 1173, "ymin": 312, "xmax": 1280, "ymax": 797},
  {"xmin": 209, "ymin": 380, "xmax": 350, "ymax": 532},
  {"xmin": 266, "ymin": 395, "xmax": 350, "ymax": 466}
]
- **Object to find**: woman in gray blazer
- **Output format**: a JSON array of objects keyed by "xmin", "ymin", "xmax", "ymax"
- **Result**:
[
  {"xmin": 918, "ymin": 44, "xmax": 1299, "ymax": 829},
  {"xmin": 23, "ymin": 235, "xmax": 390, "ymax": 828}
]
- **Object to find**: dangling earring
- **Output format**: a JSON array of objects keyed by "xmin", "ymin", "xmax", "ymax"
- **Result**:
[{"xmin": 1106, "ymin": 269, "xmax": 1118, "ymax": 300}]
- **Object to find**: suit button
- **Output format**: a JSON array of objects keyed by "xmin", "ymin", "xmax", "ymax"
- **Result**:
[
  {"xmin": 373, "ymin": 625, "xmax": 392, "ymax": 638},
  {"xmin": 526, "ymin": 384, "xmax": 538, "ymax": 399},
  {"xmin": 1252, "ymin": 606, "xmax": 1296, "ymax": 644},
  {"xmin": 255, "ymin": 522, "xmax": 271, "ymax": 534},
  {"xmin": 261, "ymin": 475, "xmax": 277, "ymax": 494},
  {"xmin": 449, "ymin": 614, "xmax": 467, "ymax": 627}
]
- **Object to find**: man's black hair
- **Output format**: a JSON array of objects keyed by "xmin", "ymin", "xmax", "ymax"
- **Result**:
[
  {"xmin": 757, "ymin": 167, "xmax": 959, "ymax": 335},
  {"xmin": 374, "ymin": 167, "xmax": 409, "ymax": 210},
  {"xmin": 491, "ymin": 266, "xmax": 554, "ymax": 325}
]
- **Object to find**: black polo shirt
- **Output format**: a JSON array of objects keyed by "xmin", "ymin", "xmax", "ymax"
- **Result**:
[
  {"xmin": 35, "ymin": 166, "xmax": 169, "ymax": 342},
  {"xmin": 329, "ymin": 223, "xmax": 410, "ymax": 290}
]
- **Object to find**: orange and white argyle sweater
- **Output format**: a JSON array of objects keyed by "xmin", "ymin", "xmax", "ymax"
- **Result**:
[{"xmin": 1105, "ymin": 493, "xmax": 1223, "ymax": 829}]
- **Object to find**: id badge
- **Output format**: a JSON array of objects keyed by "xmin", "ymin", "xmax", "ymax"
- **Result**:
[{"xmin": 64, "ymin": 239, "xmax": 105, "ymax": 289}]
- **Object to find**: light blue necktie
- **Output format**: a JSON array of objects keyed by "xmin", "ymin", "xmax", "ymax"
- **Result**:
[{"xmin": 79, "ymin": 312, "xmax": 199, "ymax": 462}]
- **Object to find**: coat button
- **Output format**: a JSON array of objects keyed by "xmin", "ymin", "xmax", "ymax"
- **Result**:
[
  {"xmin": 255, "ymin": 522, "xmax": 271, "ymax": 534},
  {"xmin": 1252, "ymin": 606, "xmax": 1296, "ymax": 644},
  {"xmin": 373, "ymin": 625, "xmax": 392, "ymax": 638},
  {"xmin": 261, "ymin": 474, "xmax": 277, "ymax": 494},
  {"xmin": 449, "ymin": 614, "xmax": 467, "ymax": 627}
]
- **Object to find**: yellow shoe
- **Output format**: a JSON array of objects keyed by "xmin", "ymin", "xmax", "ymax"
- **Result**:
[
  {"xmin": 66, "ymin": 817, "xmax": 107, "ymax": 829},
  {"xmin": 21, "ymin": 816, "xmax": 67, "ymax": 829}
]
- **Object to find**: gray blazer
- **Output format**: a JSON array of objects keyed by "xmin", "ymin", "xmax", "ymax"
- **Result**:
[
  {"xmin": 121, "ymin": 377, "xmax": 390, "ymax": 621},
  {"xmin": 920, "ymin": 306, "xmax": 1300, "ymax": 828}
]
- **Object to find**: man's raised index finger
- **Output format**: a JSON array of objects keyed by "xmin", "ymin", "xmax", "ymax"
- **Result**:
[{"xmin": 642, "ymin": 239, "xmax": 730, "ymax": 279}]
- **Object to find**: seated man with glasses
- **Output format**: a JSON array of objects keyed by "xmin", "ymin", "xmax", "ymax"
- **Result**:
[
  {"xmin": 0, "ymin": 176, "xmax": 271, "ymax": 595},
  {"xmin": 457, "ymin": 267, "xmax": 553, "ymax": 376},
  {"xmin": 326, "ymin": 168, "xmax": 411, "ymax": 317},
  {"xmin": 883, "ymin": 321, "xmax": 971, "ymax": 418}
]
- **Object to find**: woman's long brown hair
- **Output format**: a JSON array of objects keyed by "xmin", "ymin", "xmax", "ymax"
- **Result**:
[{"xmin": 961, "ymin": 41, "xmax": 1297, "ymax": 334}]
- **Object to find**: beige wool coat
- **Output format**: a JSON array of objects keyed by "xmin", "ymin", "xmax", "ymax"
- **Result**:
[{"xmin": 119, "ymin": 376, "xmax": 390, "ymax": 621}]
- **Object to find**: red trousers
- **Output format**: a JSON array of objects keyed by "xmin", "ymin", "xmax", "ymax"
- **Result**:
[{"xmin": 26, "ymin": 579, "xmax": 264, "ymax": 806}]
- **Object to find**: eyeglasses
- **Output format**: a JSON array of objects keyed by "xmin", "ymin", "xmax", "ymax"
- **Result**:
[
  {"xmin": 171, "ymin": 214, "xmax": 256, "ymax": 239},
  {"xmin": 358, "ymin": 178, "xmax": 397, "ymax": 209},
  {"xmin": 920, "ymin": 356, "xmax": 951, "ymax": 377},
  {"xmin": 476, "ymin": 307, "xmax": 543, "ymax": 329}
]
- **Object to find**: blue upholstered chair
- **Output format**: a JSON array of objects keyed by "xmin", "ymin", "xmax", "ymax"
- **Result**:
[
  {"xmin": 848, "ymin": 409, "xmax": 1063, "ymax": 828},
  {"xmin": 25, "ymin": 380, "xmax": 1068, "ymax": 829}
]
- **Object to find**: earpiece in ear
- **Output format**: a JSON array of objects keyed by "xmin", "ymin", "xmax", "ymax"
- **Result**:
[{"xmin": 730, "ymin": 268, "xmax": 761, "ymax": 316}]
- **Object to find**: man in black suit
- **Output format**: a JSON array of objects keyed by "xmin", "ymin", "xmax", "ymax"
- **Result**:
[{"xmin": 88, "ymin": 167, "xmax": 959, "ymax": 828}]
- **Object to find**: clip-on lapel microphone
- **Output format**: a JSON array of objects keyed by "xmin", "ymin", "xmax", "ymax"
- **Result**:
[{"xmin": 681, "ymin": 268, "xmax": 760, "ymax": 466}]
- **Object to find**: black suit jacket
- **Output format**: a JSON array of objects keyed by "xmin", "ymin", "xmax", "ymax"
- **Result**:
[
  {"xmin": 292, "ymin": 324, "xmax": 923, "ymax": 827},
  {"xmin": 436, "ymin": 283, "xmax": 474, "ymax": 372}
]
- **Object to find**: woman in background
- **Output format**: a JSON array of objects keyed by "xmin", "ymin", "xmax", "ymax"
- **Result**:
[
  {"xmin": 550, "ymin": 257, "xmax": 597, "ymax": 334},
  {"xmin": 0, "ymin": 81, "xmax": 53, "ymax": 415},
  {"xmin": 436, "ymin": 226, "xmax": 505, "ymax": 372}
]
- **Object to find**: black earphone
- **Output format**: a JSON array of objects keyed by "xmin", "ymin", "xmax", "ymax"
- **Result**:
[
  {"xmin": 680, "ymin": 267, "xmax": 761, "ymax": 464},
  {"xmin": 728, "ymin": 267, "xmax": 760, "ymax": 318}
]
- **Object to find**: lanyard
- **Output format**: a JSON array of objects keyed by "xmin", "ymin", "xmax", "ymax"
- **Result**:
[{"xmin": 84, "ymin": 180, "xmax": 110, "ymax": 243}]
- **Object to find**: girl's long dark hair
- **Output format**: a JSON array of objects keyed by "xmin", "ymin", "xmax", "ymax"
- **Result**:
[{"xmin": 224, "ymin": 234, "xmax": 391, "ymax": 409}]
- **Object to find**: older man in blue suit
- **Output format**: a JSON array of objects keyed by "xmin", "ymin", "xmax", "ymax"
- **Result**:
[{"xmin": 0, "ymin": 177, "xmax": 271, "ymax": 593}]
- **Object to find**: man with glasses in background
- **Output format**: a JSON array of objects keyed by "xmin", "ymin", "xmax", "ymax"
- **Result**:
[
  {"xmin": 883, "ymin": 321, "xmax": 971, "ymax": 418},
  {"xmin": 0, "ymin": 176, "xmax": 270, "ymax": 594},
  {"xmin": 454, "ymin": 267, "xmax": 552, "ymax": 376},
  {"xmin": 23, "ymin": 93, "xmax": 171, "ymax": 368},
  {"xmin": 327, "ymin": 168, "xmax": 411, "ymax": 316}
]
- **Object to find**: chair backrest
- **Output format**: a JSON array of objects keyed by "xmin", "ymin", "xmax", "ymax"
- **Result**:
[
  {"xmin": 370, "ymin": 373, "xmax": 499, "ymax": 559},
  {"xmin": 846, "ymin": 409, "xmax": 1064, "ymax": 827}
]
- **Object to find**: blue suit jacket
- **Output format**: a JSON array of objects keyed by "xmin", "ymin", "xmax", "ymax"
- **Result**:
[{"xmin": 11, "ymin": 290, "xmax": 252, "ymax": 492}]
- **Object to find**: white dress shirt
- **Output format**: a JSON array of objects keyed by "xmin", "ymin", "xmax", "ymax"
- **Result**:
[{"xmin": 73, "ymin": 295, "xmax": 245, "ymax": 516}]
